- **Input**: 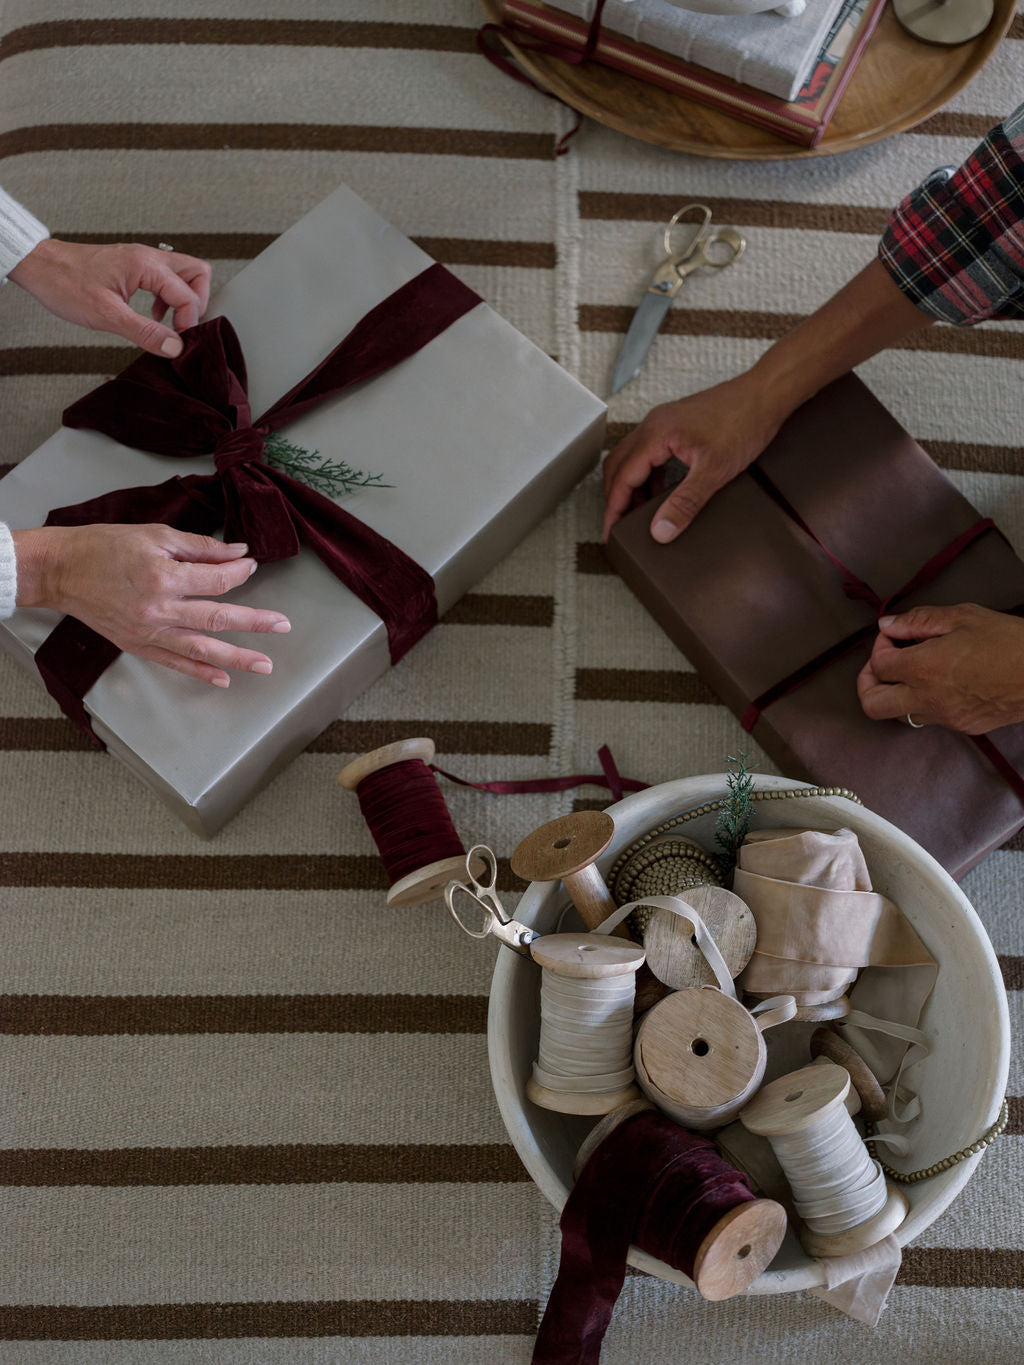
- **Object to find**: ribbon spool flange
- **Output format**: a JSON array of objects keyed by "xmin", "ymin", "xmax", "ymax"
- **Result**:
[
  {"xmin": 574, "ymin": 1099, "xmax": 789, "ymax": 1301},
  {"xmin": 633, "ymin": 986, "xmax": 795, "ymax": 1131},
  {"xmin": 642, "ymin": 884, "xmax": 756, "ymax": 991},
  {"xmin": 511, "ymin": 809, "xmax": 629, "ymax": 936},
  {"xmin": 337, "ymin": 736, "xmax": 483, "ymax": 908},
  {"xmin": 810, "ymin": 1026, "xmax": 889, "ymax": 1123}
]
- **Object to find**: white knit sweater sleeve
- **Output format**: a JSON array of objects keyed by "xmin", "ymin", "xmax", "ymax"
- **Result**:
[
  {"xmin": 0, "ymin": 186, "xmax": 49, "ymax": 281},
  {"xmin": 0, "ymin": 523, "xmax": 17, "ymax": 617}
]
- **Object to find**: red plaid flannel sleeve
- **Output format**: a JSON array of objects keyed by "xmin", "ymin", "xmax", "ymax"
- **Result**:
[{"xmin": 878, "ymin": 102, "xmax": 1024, "ymax": 326}]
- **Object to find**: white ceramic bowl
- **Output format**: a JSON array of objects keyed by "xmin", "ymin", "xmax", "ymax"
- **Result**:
[{"xmin": 488, "ymin": 775, "xmax": 1009, "ymax": 1293}]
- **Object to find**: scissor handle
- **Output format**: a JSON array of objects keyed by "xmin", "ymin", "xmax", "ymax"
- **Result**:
[
  {"xmin": 465, "ymin": 843, "xmax": 499, "ymax": 896},
  {"xmin": 663, "ymin": 203, "xmax": 712, "ymax": 257},
  {"xmin": 675, "ymin": 225, "xmax": 746, "ymax": 278},
  {"xmin": 444, "ymin": 879, "xmax": 497, "ymax": 940}
]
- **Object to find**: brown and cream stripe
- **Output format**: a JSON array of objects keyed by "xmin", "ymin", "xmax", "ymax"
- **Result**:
[{"xmin": 2, "ymin": 2, "xmax": 1022, "ymax": 1359}]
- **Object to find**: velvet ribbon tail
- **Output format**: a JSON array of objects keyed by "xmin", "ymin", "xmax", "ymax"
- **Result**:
[
  {"xmin": 533, "ymin": 1111, "xmax": 755, "ymax": 1365},
  {"xmin": 532, "ymin": 1109, "xmax": 656, "ymax": 1365}
]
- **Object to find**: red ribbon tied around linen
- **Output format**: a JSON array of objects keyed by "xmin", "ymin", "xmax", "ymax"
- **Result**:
[{"xmin": 36, "ymin": 261, "xmax": 482, "ymax": 743}]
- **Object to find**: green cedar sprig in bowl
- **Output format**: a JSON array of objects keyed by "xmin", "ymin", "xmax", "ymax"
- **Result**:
[
  {"xmin": 714, "ymin": 751, "xmax": 756, "ymax": 875},
  {"xmin": 263, "ymin": 432, "xmax": 393, "ymax": 499}
]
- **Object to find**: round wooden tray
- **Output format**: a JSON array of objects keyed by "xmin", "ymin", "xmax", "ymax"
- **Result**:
[{"xmin": 480, "ymin": 0, "xmax": 1016, "ymax": 159}]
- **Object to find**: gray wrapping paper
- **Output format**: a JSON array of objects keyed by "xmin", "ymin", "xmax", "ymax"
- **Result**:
[{"xmin": 0, "ymin": 186, "xmax": 606, "ymax": 833}]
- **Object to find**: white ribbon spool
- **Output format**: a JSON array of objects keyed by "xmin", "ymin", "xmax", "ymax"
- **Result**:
[{"xmin": 740, "ymin": 1061, "xmax": 909, "ymax": 1258}]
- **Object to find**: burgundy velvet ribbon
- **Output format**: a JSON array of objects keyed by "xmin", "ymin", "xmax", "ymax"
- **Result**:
[
  {"xmin": 533, "ymin": 1109, "xmax": 756, "ymax": 1365},
  {"xmin": 36, "ymin": 262, "xmax": 481, "ymax": 744},
  {"xmin": 740, "ymin": 463, "xmax": 1024, "ymax": 804}
]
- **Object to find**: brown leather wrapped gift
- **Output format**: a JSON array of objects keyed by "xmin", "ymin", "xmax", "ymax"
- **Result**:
[{"xmin": 605, "ymin": 373, "xmax": 1024, "ymax": 879}]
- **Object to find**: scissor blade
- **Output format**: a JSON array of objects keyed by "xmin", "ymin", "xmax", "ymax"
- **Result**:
[{"xmin": 610, "ymin": 292, "xmax": 673, "ymax": 395}]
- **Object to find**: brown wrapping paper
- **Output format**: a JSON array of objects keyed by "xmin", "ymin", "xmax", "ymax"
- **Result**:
[{"xmin": 605, "ymin": 373, "xmax": 1024, "ymax": 878}]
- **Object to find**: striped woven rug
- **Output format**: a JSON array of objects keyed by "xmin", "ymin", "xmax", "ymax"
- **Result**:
[{"xmin": 1, "ymin": 2, "xmax": 1022, "ymax": 1361}]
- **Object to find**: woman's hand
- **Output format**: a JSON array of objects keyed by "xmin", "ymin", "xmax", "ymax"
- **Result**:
[
  {"xmin": 9, "ymin": 239, "xmax": 212, "ymax": 358},
  {"xmin": 12, "ymin": 524, "xmax": 291, "ymax": 687},
  {"xmin": 857, "ymin": 604, "xmax": 1024, "ymax": 733}
]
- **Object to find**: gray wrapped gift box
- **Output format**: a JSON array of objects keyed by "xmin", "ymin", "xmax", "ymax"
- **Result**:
[{"xmin": 0, "ymin": 185, "xmax": 606, "ymax": 834}]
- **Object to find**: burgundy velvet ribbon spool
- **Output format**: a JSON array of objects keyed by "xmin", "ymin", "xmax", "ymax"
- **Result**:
[
  {"xmin": 337, "ymin": 737, "xmax": 478, "ymax": 908},
  {"xmin": 533, "ymin": 1103, "xmax": 787, "ymax": 1364},
  {"xmin": 35, "ymin": 262, "xmax": 481, "ymax": 746}
]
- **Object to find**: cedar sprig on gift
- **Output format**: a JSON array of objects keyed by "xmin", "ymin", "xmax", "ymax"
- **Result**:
[
  {"xmin": 263, "ymin": 433, "xmax": 393, "ymax": 498},
  {"xmin": 715, "ymin": 751, "xmax": 756, "ymax": 871}
]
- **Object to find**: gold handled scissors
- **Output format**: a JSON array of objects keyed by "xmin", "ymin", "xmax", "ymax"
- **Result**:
[
  {"xmin": 610, "ymin": 203, "xmax": 746, "ymax": 395},
  {"xmin": 444, "ymin": 845, "xmax": 541, "ymax": 957}
]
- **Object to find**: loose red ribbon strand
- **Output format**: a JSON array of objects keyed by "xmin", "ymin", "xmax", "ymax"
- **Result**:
[
  {"xmin": 432, "ymin": 744, "xmax": 647, "ymax": 801},
  {"xmin": 476, "ymin": 0, "xmax": 609, "ymax": 156}
]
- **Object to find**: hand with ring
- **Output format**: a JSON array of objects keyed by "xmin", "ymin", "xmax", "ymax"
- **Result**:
[{"xmin": 856, "ymin": 603, "xmax": 1024, "ymax": 734}]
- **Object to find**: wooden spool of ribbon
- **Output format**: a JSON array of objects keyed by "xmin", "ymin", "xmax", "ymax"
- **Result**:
[
  {"xmin": 739, "ymin": 1060, "xmax": 909, "ymax": 1258},
  {"xmin": 633, "ymin": 986, "xmax": 796, "ymax": 1131},
  {"xmin": 526, "ymin": 932, "xmax": 646, "ymax": 1116},
  {"xmin": 337, "ymin": 736, "xmax": 482, "ymax": 908},
  {"xmin": 716, "ymin": 1053, "xmax": 868, "ymax": 1207},
  {"xmin": 532, "ymin": 1102, "xmax": 788, "ymax": 1363}
]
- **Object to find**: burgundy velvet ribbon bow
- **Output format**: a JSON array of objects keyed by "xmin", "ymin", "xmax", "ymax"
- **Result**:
[
  {"xmin": 36, "ymin": 262, "xmax": 482, "ymax": 743},
  {"xmin": 533, "ymin": 1109, "xmax": 756, "ymax": 1365}
]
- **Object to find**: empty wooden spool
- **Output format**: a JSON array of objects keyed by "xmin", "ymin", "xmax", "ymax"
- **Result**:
[
  {"xmin": 511, "ymin": 809, "xmax": 631, "ymax": 937},
  {"xmin": 643, "ymin": 884, "xmax": 756, "ymax": 990}
]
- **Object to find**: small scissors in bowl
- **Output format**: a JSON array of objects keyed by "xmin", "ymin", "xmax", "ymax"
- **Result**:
[
  {"xmin": 610, "ymin": 203, "xmax": 746, "ymax": 394},
  {"xmin": 444, "ymin": 844, "xmax": 541, "ymax": 957}
]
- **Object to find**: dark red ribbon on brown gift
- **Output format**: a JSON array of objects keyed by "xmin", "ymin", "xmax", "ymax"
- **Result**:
[
  {"xmin": 34, "ymin": 262, "xmax": 482, "ymax": 744},
  {"xmin": 741, "ymin": 463, "xmax": 1024, "ymax": 803}
]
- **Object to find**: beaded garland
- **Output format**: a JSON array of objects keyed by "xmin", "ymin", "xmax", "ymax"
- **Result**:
[
  {"xmin": 866, "ymin": 1099, "xmax": 1009, "ymax": 1183},
  {"xmin": 609, "ymin": 836, "xmax": 724, "ymax": 937},
  {"xmin": 607, "ymin": 784, "xmax": 862, "ymax": 939}
]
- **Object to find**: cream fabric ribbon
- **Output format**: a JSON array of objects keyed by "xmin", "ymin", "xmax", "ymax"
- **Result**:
[
  {"xmin": 810, "ymin": 1233, "xmax": 903, "ymax": 1326},
  {"xmin": 594, "ymin": 894, "xmax": 736, "ymax": 996},
  {"xmin": 733, "ymin": 828, "xmax": 937, "ymax": 1105}
]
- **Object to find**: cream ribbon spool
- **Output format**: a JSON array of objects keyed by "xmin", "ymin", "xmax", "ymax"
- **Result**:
[
  {"xmin": 526, "ymin": 932, "xmax": 647, "ymax": 1116},
  {"xmin": 740, "ymin": 1061, "xmax": 909, "ymax": 1258}
]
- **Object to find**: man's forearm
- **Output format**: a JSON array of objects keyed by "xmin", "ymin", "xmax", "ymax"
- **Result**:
[{"xmin": 746, "ymin": 258, "xmax": 937, "ymax": 423}]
